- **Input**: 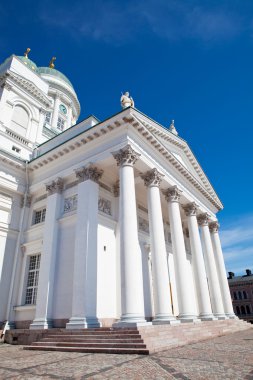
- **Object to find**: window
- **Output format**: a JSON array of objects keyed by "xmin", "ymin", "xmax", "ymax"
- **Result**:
[
  {"xmin": 57, "ymin": 117, "xmax": 65, "ymax": 131},
  {"xmin": 12, "ymin": 146, "xmax": 21, "ymax": 153},
  {"xmin": 241, "ymin": 305, "xmax": 246, "ymax": 315},
  {"xmin": 236, "ymin": 306, "xmax": 240, "ymax": 315},
  {"xmin": 233, "ymin": 292, "xmax": 237, "ymax": 300},
  {"xmin": 246, "ymin": 305, "xmax": 251, "ymax": 314},
  {"xmin": 33, "ymin": 208, "xmax": 46, "ymax": 225},
  {"xmin": 243, "ymin": 291, "xmax": 247, "ymax": 299},
  {"xmin": 11, "ymin": 105, "xmax": 29, "ymax": 137},
  {"xmin": 238, "ymin": 291, "xmax": 242, "ymax": 300},
  {"xmin": 25, "ymin": 255, "xmax": 40, "ymax": 305},
  {"xmin": 44, "ymin": 112, "xmax": 51, "ymax": 126}
]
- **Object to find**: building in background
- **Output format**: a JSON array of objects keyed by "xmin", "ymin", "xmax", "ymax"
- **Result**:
[
  {"xmin": 228, "ymin": 270, "xmax": 253, "ymax": 323},
  {"xmin": 0, "ymin": 49, "xmax": 236, "ymax": 331}
]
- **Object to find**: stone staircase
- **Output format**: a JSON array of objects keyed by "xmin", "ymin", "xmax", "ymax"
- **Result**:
[{"xmin": 23, "ymin": 328, "xmax": 149, "ymax": 355}]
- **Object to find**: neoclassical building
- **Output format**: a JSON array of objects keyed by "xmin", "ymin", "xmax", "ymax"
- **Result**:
[{"xmin": 0, "ymin": 50, "xmax": 235, "ymax": 331}]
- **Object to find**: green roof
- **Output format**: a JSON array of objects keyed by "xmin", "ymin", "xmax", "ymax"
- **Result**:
[
  {"xmin": 37, "ymin": 67, "xmax": 73, "ymax": 88},
  {"xmin": 17, "ymin": 56, "xmax": 37, "ymax": 71}
]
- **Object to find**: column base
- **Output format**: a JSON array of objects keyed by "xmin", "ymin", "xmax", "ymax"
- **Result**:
[
  {"xmin": 152, "ymin": 315, "xmax": 180, "ymax": 325},
  {"xmin": 178, "ymin": 313, "xmax": 199, "ymax": 323},
  {"xmin": 226, "ymin": 313, "xmax": 237, "ymax": 319},
  {"xmin": 30, "ymin": 318, "xmax": 53, "ymax": 330},
  {"xmin": 214, "ymin": 313, "xmax": 228, "ymax": 320},
  {"xmin": 112, "ymin": 314, "xmax": 148, "ymax": 328},
  {"xmin": 199, "ymin": 313, "xmax": 217, "ymax": 321},
  {"xmin": 66, "ymin": 317, "xmax": 101, "ymax": 329}
]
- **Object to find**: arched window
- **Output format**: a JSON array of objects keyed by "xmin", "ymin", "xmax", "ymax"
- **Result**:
[
  {"xmin": 236, "ymin": 306, "xmax": 240, "ymax": 315},
  {"xmin": 241, "ymin": 305, "xmax": 246, "ymax": 315},
  {"xmin": 11, "ymin": 105, "xmax": 29, "ymax": 136},
  {"xmin": 233, "ymin": 292, "xmax": 237, "ymax": 300},
  {"xmin": 238, "ymin": 291, "xmax": 242, "ymax": 300},
  {"xmin": 243, "ymin": 291, "xmax": 247, "ymax": 299},
  {"xmin": 246, "ymin": 305, "xmax": 251, "ymax": 314}
]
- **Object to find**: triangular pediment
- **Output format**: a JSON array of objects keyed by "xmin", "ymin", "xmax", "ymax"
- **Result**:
[{"xmin": 129, "ymin": 109, "xmax": 222, "ymax": 209}]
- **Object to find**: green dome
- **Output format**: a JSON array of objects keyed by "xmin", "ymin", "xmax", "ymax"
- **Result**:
[
  {"xmin": 37, "ymin": 67, "xmax": 73, "ymax": 88},
  {"xmin": 17, "ymin": 56, "xmax": 37, "ymax": 71}
]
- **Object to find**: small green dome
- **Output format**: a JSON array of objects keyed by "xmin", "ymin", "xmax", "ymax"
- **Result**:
[
  {"xmin": 17, "ymin": 56, "xmax": 37, "ymax": 71},
  {"xmin": 37, "ymin": 67, "xmax": 73, "ymax": 88}
]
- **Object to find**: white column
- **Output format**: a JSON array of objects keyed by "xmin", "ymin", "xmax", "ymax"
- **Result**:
[
  {"xmin": 198, "ymin": 213, "xmax": 226, "ymax": 319},
  {"xmin": 67, "ymin": 104, "xmax": 73, "ymax": 128},
  {"xmin": 141, "ymin": 169, "xmax": 178, "ymax": 324},
  {"xmin": 30, "ymin": 178, "xmax": 63, "ymax": 329},
  {"xmin": 183, "ymin": 203, "xmax": 215, "ymax": 320},
  {"xmin": 66, "ymin": 165, "xmax": 103, "ymax": 329},
  {"xmin": 112, "ymin": 144, "xmax": 146, "ymax": 326},
  {"xmin": 51, "ymin": 93, "xmax": 60, "ymax": 129},
  {"xmin": 209, "ymin": 221, "xmax": 236, "ymax": 319},
  {"xmin": 164, "ymin": 186, "xmax": 198, "ymax": 322}
]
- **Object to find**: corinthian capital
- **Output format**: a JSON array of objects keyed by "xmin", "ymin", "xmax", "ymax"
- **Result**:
[
  {"xmin": 75, "ymin": 164, "xmax": 103, "ymax": 183},
  {"xmin": 46, "ymin": 177, "xmax": 64, "ymax": 195},
  {"xmin": 183, "ymin": 202, "xmax": 199, "ymax": 216},
  {"xmin": 112, "ymin": 144, "xmax": 140, "ymax": 167},
  {"xmin": 163, "ymin": 186, "xmax": 182, "ymax": 203},
  {"xmin": 209, "ymin": 221, "xmax": 220, "ymax": 233},
  {"xmin": 197, "ymin": 212, "xmax": 211, "ymax": 226},
  {"xmin": 141, "ymin": 168, "xmax": 164, "ymax": 187}
]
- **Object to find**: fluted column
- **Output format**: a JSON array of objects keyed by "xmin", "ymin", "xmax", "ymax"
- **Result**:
[
  {"xmin": 66, "ymin": 164, "xmax": 103, "ymax": 329},
  {"xmin": 30, "ymin": 178, "xmax": 63, "ymax": 329},
  {"xmin": 209, "ymin": 221, "xmax": 236, "ymax": 319},
  {"xmin": 183, "ymin": 203, "xmax": 215, "ymax": 320},
  {"xmin": 112, "ymin": 144, "xmax": 146, "ymax": 325},
  {"xmin": 198, "ymin": 213, "xmax": 226, "ymax": 319},
  {"xmin": 141, "ymin": 169, "xmax": 178, "ymax": 324},
  {"xmin": 164, "ymin": 186, "xmax": 197, "ymax": 322},
  {"xmin": 51, "ymin": 93, "xmax": 60, "ymax": 129}
]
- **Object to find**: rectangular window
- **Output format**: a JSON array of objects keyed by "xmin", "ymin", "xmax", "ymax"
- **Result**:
[
  {"xmin": 57, "ymin": 117, "xmax": 65, "ymax": 131},
  {"xmin": 25, "ymin": 254, "xmax": 41, "ymax": 305},
  {"xmin": 33, "ymin": 208, "xmax": 46, "ymax": 225},
  {"xmin": 44, "ymin": 112, "xmax": 51, "ymax": 126}
]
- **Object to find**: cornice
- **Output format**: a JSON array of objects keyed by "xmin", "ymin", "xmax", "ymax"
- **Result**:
[
  {"xmin": 0, "ymin": 149, "xmax": 25, "ymax": 171},
  {"xmin": 27, "ymin": 108, "xmax": 222, "ymax": 210},
  {"xmin": 0, "ymin": 71, "xmax": 51, "ymax": 108}
]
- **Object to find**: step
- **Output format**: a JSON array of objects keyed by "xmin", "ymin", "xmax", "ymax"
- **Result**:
[
  {"xmin": 32, "ymin": 341, "xmax": 146, "ymax": 348},
  {"xmin": 24, "ymin": 346, "xmax": 149, "ymax": 355},
  {"xmin": 45, "ymin": 334, "xmax": 142, "ymax": 339},
  {"xmin": 41, "ymin": 338, "xmax": 144, "ymax": 343}
]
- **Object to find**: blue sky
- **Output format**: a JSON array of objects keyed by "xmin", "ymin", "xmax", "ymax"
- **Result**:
[{"xmin": 1, "ymin": 0, "xmax": 252, "ymax": 274}]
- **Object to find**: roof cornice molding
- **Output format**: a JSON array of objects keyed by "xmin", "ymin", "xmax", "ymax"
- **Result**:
[{"xmin": 0, "ymin": 71, "xmax": 52, "ymax": 108}]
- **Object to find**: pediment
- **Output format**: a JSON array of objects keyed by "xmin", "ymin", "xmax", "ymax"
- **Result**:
[{"xmin": 131, "ymin": 110, "xmax": 222, "ymax": 209}]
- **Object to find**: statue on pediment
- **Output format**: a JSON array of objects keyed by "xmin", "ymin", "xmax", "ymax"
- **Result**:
[{"xmin": 120, "ymin": 92, "xmax": 134, "ymax": 109}]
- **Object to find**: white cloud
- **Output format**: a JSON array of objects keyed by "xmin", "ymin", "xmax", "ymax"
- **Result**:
[{"xmin": 39, "ymin": 0, "xmax": 243, "ymax": 45}]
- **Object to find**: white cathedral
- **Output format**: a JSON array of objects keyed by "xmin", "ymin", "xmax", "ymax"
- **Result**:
[{"xmin": 0, "ymin": 49, "xmax": 236, "ymax": 332}]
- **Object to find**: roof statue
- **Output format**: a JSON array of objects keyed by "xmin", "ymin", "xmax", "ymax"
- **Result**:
[
  {"xmin": 120, "ymin": 91, "xmax": 134, "ymax": 109},
  {"xmin": 169, "ymin": 119, "xmax": 178, "ymax": 136},
  {"xmin": 49, "ymin": 56, "xmax": 56, "ymax": 69},
  {"xmin": 24, "ymin": 48, "xmax": 31, "ymax": 58}
]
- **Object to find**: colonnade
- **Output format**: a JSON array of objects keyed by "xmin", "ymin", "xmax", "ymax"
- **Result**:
[{"xmin": 30, "ymin": 143, "xmax": 235, "ymax": 329}]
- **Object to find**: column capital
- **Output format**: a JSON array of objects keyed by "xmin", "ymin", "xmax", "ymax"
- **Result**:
[
  {"xmin": 141, "ymin": 168, "xmax": 164, "ymax": 187},
  {"xmin": 75, "ymin": 164, "xmax": 103, "ymax": 183},
  {"xmin": 112, "ymin": 144, "xmax": 140, "ymax": 167},
  {"xmin": 197, "ymin": 212, "xmax": 211, "ymax": 226},
  {"xmin": 163, "ymin": 186, "xmax": 182, "ymax": 203},
  {"xmin": 46, "ymin": 177, "xmax": 64, "ymax": 195},
  {"xmin": 209, "ymin": 221, "xmax": 220, "ymax": 233},
  {"xmin": 183, "ymin": 202, "xmax": 199, "ymax": 216}
]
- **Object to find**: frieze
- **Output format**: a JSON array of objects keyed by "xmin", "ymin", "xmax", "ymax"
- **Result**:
[
  {"xmin": 139, "ymin": 216, "xmax": 149, "ymax": 234},
  {"xmin": 98, "ymin": 197, "xmax": 112, "ymax": 216},
  {"xmin": 64, "ymin": 194, "xmax": 78, "ymax": 213}
]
